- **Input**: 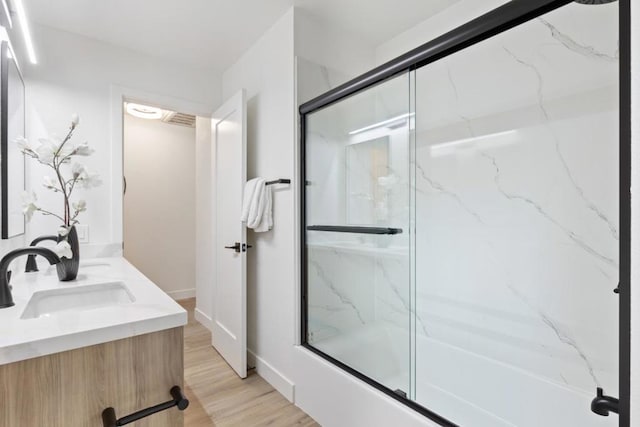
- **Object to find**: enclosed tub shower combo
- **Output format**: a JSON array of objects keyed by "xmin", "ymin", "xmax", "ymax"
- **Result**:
[{"xmin": 299, "ymin": 0, "xmax": 630, "ymax": 426}]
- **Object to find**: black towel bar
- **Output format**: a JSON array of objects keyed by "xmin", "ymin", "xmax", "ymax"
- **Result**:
[
  {"xmin": 307, "ymin": 225, "xmax": 403, "ymax": 235},
  {"xmin": 102, "ymin": 386, "xmax": 189, "ymax": 426}
]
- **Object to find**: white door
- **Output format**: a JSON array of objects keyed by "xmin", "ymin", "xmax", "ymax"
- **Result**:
[{"xmin": 212, "ymin": 90, "xmax": 247, "ymax": 378}]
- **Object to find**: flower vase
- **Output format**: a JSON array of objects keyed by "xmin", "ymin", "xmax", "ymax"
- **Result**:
[{"xmin": 56, "ymin": 226, "xmax": 80, "ymax": 281}]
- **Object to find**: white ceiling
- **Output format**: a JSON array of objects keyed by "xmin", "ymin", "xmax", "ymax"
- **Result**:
[
  {"xmin": 23, "ymin": 0, "xmax": 459, "ymax": 73},
  {"xmin": 294, "ymin": 0, "xmax": 459, "ymax": 45}
]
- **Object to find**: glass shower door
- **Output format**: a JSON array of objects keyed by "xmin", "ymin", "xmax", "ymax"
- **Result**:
[
  {"xmin": 304, "ymin": 71, "xmax": 415, "ymax": 396},
  {"xmin": 412, "ymin": 3, "xmax": 619, "ymax": 426}
]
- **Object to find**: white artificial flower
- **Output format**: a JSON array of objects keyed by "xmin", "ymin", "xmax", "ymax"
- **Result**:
[
  {"xmin": 43, "ymin": 175, "xmax": 58, "ymax": 190},
  {"xmin": 78, "ymin": 167, "xmax": 102, "ymax": 189},
  {"xmin": 73, "ymin": 142, "xmax": 94, "ymax": 156},
  {"xmin": 41, "ymin": 136, "xmax": 74, "ymax": 159},
  {"xmin": 21, "ymin": 191, "xmax": 38, "ymax": 221},
  {"xmin": 15, "ymin": 136, "xmax": 36, "ymax": 153},
  {"xmin": 58, "ymin": 225, "xmax": 70, "ymax": 237},
  {"xmin": 54, "ymin": 240, "xmax": 73, "ymax": 259},
  {"xmin": 15, "ymin": 136, "xmax": 28, "ymax": 150},
  {"xmin": 72, "ymin": 200, "xmax": 86, "ymax": 213},
  {"xmin": 35, "ymin": 138, "xmax": 58, "ymax": 164},
  {"xmin": 57, "ymin": 141, "xmax": 75, "ymax": 158},
  {"xmin": 72, "ymin": 162, "xmax": 85, "ymax": 178},
  {"xmin": 71, "ymin": 114, "xmax": 80, "ymax": 127}
]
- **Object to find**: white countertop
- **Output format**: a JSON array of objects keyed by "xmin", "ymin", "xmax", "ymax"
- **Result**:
[{"xmin": 0, "ymin": 256, "xmax": 187, "ymax": 365}]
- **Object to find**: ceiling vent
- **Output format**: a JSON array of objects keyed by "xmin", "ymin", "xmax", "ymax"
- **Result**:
[{"xmin": 162, "ymin": 111, "xmax": 196, "ymax": 128}]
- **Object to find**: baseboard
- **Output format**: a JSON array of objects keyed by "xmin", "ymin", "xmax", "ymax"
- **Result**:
[
  {"xmin": 167, "ymin": 288, "xmax": 196, "ymax": 301},
  {"xmin": 194, "ymin": 308, "xmax": 213, "ymax": 331},
  {"xmin": 247, "ymin": 349, "xmax": 295, "ymax": 402}
]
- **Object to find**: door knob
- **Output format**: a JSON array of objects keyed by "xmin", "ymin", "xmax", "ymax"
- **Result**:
[{"xmin": 224, "ymin": 242, "xmax": 241, "ymax": 253}]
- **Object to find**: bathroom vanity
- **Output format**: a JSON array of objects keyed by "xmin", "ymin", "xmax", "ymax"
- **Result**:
[{"xmin": 0, "ymin": 257, "xmax": 187, "ymax": 427}]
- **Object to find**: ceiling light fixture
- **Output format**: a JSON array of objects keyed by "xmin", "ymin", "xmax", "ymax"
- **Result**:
[
  {"xmin": 13, "ymin": 0, "xmax": 36, "ymax": 64},
  {"xmin": 125, "ymin": 102, "xmax": 164, "ymax": 120}
]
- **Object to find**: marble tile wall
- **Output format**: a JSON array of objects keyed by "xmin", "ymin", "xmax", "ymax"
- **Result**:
[{"xmin": 412, "ymin": 3, "xmax": 619, "ymax": 424}]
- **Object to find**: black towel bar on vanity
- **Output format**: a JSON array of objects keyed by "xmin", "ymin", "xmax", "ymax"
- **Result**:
[
  {"xmin": 265, "ymin": 178, "xmax": 291, "ymax": 185},
  {"xmin": 307, "ymin": 225, "xmax": 403, "ymax": 235},
  {"xmin": 102, "ymin": 386, "xmax": 189, "ymax": 426}
]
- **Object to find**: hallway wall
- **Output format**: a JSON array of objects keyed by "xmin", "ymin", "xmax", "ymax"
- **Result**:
[{"xmin": 123, "ymin": 114, "xmax": 196, "ymax": 299}]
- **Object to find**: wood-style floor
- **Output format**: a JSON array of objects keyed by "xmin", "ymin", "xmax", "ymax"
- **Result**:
[{"xmin": 179, "ymin": 298, "xmax": 319, "ymax": 427}]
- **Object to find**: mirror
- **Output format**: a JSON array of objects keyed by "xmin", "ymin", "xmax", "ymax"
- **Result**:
[{"xmin": 1, "ymin": 40, "xmax": 26, "ymax": 239}]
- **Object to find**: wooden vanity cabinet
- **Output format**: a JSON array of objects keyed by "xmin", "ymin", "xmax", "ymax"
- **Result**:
[{"xmin": 0, "ymin": 327, "xmax": 184, "ymax": 427}]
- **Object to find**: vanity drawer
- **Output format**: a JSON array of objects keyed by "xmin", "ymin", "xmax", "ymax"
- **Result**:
[{"xmin": 0, "ymin": 326, "xmax": 184, "ymax": 427}]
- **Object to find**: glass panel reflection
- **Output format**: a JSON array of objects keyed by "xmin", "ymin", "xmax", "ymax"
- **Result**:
[{"xmin": 305, "ymin": 72, "xmax": 413, "ymax": 395}]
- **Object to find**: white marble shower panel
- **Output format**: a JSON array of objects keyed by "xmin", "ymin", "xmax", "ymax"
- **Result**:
[
  {"xmin": 307, "ymin": 245, "xmax": 377, "ymax": 340},
  {"xmin": 307, "ymin": 242, "xmax": 413, "ymax": 393},
  {"xmin": 372, "ymin": 253, "xmax": 420, "ymax": 335},
  {"xmin": 413, "ymin": 3, "xmax": 619, "ymax": 416},
  {"xmin": 297, "ymin": 57, "xmax": 352, "ymax": 105}
]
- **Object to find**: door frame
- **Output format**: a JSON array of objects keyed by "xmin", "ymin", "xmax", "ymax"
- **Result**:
[
  {"xmin": 298, "ymin": 0, "xmax": 632, "ymax": 425},
  {"xmin": 109, "ymin": 85, "xmax": 211, "ymax": 246}
]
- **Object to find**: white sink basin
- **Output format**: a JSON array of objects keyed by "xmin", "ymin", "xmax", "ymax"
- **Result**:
[{"xmin": 20, "ymin": 282, "xmax": 135, "ymax": 319}]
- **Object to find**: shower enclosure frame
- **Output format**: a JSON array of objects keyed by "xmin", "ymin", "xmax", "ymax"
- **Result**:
[{"xmin": 298, "ymin": 0, "xmax": 632, "ymax": 425}]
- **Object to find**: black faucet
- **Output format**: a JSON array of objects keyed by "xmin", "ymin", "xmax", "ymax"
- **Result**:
[
  {"xmin": 0, "ymin": 247, "xmax": 61, "ymax": 309},
  {"xmin": 25, "ymin": 235, "xmax": 58, "ymax": 273},
  {"xmin": 591, "ymin": 387, "xmax": 619, "ymax": 416}
]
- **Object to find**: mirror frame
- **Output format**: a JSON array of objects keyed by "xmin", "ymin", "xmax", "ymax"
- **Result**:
[{"xmin": 1, "ymin": 40, "xmax": 26, "ymax": 239}]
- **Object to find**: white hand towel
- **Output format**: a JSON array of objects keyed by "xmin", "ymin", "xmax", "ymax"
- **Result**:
[
  {"xmin": 241, "ymin": 178, "xmax": 261, "ymax": 222},
  {"xmin": 246, "ymin": 179, "xmax": 266, "ymax": 228},
  {"xmin": 241, "ymin": 178, "xmax": 273, "ymax": 232},
  {"xmin": 253, "ymin": 185, "xmax": 272, "ymax": 232}
]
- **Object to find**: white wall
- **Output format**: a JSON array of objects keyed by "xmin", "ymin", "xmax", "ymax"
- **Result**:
[
  {"xmin": 294, "ymin": 9, "xmax": 375, "ymax": 100},
  {"xmin": 630, "ymin": 0, "xmax": 639, "ymax": 423},
  {"xmin": 220, "ymin": 8, "xmax": 297, "ymax": 399},
  {"xmin": 195, "ymin": 116, "xmax": 214, "ymax": 327},
  {"xmin": 123, "ymin": 114, "xmax": 196, "ymax": 299},
  {"xmin": 375, "ymin": 0, "xmax": 509, "ymax": 64},
  {"xmin": 18, "ymin": 24, "xmax": 220, "ymax": 253}
]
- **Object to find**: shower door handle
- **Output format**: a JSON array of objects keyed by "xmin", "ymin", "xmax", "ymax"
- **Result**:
[{"xmin": 307, "ymin": 225, "xmax": 403, "ymax": 235}]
